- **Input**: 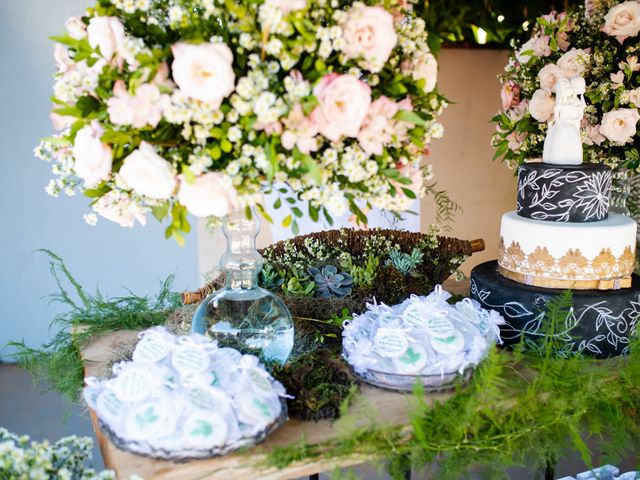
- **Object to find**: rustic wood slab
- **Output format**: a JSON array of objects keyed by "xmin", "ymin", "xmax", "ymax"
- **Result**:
[{"xmin": 82, "ymin": 281, "xmax": 470, "ymax": 479}]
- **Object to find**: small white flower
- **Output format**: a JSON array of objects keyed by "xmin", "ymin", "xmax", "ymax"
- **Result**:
[
  {"xmin": 83, "ymin": 213, "xmax": 98, "ymax": 225},
  {"xmin": 227, "ymin": 126, "xmax": 243, "ymax": 142}
]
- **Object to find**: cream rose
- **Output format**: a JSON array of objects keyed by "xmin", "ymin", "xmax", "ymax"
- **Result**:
[
  {"xmin": 411, "ymin": 52, "xmax": 438, "ymax": 93},
  {"xmin": 72, "ymin": 122, "xmax": 112, "ymax": 187},
  {"xmin": 602, "ymin": 1, "xmax": 640, "ymax": 43},
  {"xmin": 310, "ymin": 74, "xmax": 371, "ymax": 141},
  {"xmin": 599, "ymin": 108, "xmax": 640, "ymax": 143},
  {"xmin": 557, "ymin": 48, "xmax": 589, "ymax": 78},
  {"xmin": 538, "ymin": 63, "xmax": 565, "ymax": 92},
  {"xmin": 171, "ymin": 42, "xmax": 235, "ymax": 106},
  {"xmin": 178, "ymin": 172, "xmax": 237, "ymax": 218},
  {"xmin": 65, "ymin": 16, "xmax": 86, "ymax": 40},
  {"xmin": 529, "ymin": 89, "xmax": 556, "ymax": 122},
  {"xmin": 87, "ymin": 16, "xmax": 125, "ymax": 60},
  {"xmin": 342, "ymin": 5, "xmax": 397, "ymax": 66},
  {"xmin": 119, "ymin": 142, "xmax": 176, "ymax": 199}
]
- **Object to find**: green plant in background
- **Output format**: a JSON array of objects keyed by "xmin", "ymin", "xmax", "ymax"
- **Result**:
[
  {"xmin": 422, "ymin": 0, "xmax": 579, "ymax": 53},
  {"xmin": 349, "ymin": 256, "xmax": 380, "ymax": 289},
  {"xmin": 387, "ymin": 248, "xmax": 425, "ymax": 276},
  {"xmin": 8, "ymin": 250, "xmax": 180, "ymax": 402},
  {"xmin": 308, "ymin": 265, "xmax": 354, "ymax": 298}
]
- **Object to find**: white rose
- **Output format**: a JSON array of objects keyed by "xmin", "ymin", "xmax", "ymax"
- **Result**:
[
  {"xmin": 342, "ymin": 5, "xmax": 398, "ymax": 66},
  {"xmin": 178, "ymin": 172, "xmax": 237, "ymax": 218},
  {"xmin": 529, "ymin": 89, "xmax": 556, "ymax": 122},
  {"xmin": 310, "ymin": 73, "xmax": 371, "ymax": 141},
  {"xmin": 538, "ymin": 63, "xmax": 565, "ymax": 92},
  {"xmin": 94, "ymin": 192, "xmax": 147, "ymax": 228},
  {"xmin": 268, "ymin": 0, "xmax": 306, "ymax": 14},
  {"xmin": 628, "ymin": 87, "xmax": 640, "ymax": 107},
  {"xmin": 65, "ymin": 16, "xmax": 87, "ymax": 40},
  {"xmin": 87, "ymin": 16, "xmax": 125, "ymax": 60},
  {"xmin": 412, "ymin": 53, "xmax": 438, "ymax": 92},
  {"xmin": 72, "ymin": 122, "xmax": 112, "ymax": 187},
  {"xmin": 515, "ymin": 38, "xmax": 535, "ymax": 64},
  {"xmin": 557, "ymin": 48, "xmax": 589, "ymax": 78},
  {"xmin": 119, "ymin": 142, "xmax": 176, "ymax": 199},
  {"xmin": 602, "ymin": 1, "xmax": 640, "ymax": 43},
  {"xmin": 599, "ymin": 108, "xmax": 640, "ymax": 143},
  {"xmin": 171, "ymin": 42, "xmax": 235, "ymax": 106}
]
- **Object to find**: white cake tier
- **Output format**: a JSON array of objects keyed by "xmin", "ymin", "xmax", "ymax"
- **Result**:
[{"xmin": 498, "ymin": 211, "xmax": 637, "ymax": 289}]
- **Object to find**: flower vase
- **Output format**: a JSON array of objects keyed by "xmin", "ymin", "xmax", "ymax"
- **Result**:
[
  {"xmin": 191, "ymin": 207, "xmax": 294, "ymax": 364},
  {"xmin": 610, "ymin": 167, "xmax": 632, "ymax": 216}
]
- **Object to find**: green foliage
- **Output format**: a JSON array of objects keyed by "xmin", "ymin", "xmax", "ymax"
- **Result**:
[
  {"xmin": 265, "ymin": 291, "xmax": 640, "ymax": 478},
  {"xmin": 7, "ymin": 250, "xmax": 180, "ymax": 402},
  {"xmin": 348, "ymin": 255, "xmax": 379, "ymax": 289}
]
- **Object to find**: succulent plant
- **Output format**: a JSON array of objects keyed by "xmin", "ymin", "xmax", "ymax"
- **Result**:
[
  {"xmin": 387, "ymin": 248, "xmax": 424, "ymax": 276},
  {"xmin": 259, "ymin": 264, "xmax": 285, "ymax": 290},
  {"xmin": 308, "ymin": 265, "xmax": 353, "ymax": 298}
]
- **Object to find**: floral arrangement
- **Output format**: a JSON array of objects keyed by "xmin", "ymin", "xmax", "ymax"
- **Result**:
[
  {"xmin": 0, "ymin": 428, "xmax": 124, "ymax": 480},
  {"xmin": 492, "ymin": 0, "xmax": 640, "ymax": 169},
  {"xmin": 35, "ymin": 0, "xmax": 446, "ymax": 243}
]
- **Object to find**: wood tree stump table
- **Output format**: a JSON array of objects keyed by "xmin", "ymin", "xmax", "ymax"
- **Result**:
[{"xmin": 82, "ymin": 281, "xmax": 469, "ymax": 479}]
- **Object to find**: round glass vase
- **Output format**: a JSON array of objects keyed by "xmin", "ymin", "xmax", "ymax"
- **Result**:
[{"xmin": 191, "ymin": 207, "xmax": 294, "ymax": 365}]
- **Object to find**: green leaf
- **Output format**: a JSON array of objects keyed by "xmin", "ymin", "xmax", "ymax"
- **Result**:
[
  {"xmin": 394, "ymin": 110, "xmax": 427, "ymax": 126},
  {"xmin": 292, "ymin": 219, "xmax": 300, "ymax": 235},
  {"xmin": 295, "ymin": 148, "xmax": 322, "ymax": 184},
  {"xmin": 274, "ymin": 198, "xmax": 282, "ymax": 209},
  {"xmin": 282, "ymin": 214, "xmax": 292, "ymax": 228},
  {"xmin": 83, "ymin": 184, "xmax": 110, "ymax": 198},
  {"xmin": 76, "ymin": 96, "xmax": 102, "ymax": 117},
  {"xmin": 151, "ymin": 203, "xmax": 170, "ymax": 222},
  {"xmin": 256, "ymin": 203, "xmax": 273, "ymax": 223},
  {"xmin": 292, "ymin": 207, "xmax": 303, "ymax": 218},
  {"xmin": 401, "ymin": 188, "xmax": 417, "ymax": 199},
  {"xmin": 308, "ymin": 204, "xmax": 319, "ymax": 222},
  {"xmin": 220, "ymin": 139, "xmax": 233, "ymax": 153}
]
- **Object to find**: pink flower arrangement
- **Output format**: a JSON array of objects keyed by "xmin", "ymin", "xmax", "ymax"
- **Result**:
[{"xmin": 492, "ymin": 1, "xmax": 640, "ymax": 169}]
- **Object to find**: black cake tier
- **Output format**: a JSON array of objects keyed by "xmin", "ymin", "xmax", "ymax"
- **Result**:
[
  {"xmin": 470, "ymin": 260, "xmax": 639, "ymax": 358},
  {"xmin": 517, "ymin": 162, "xmax": 611, "ymax": 222}
]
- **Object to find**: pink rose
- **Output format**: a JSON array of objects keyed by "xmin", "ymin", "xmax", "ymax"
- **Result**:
[
  {"xmin": 171, "ymin": 42, "xmax": 235, "ymax": 105},
  {"xmin": 501, "ymin": 81, "xmax": 521, "ymax": 110},
  {"xmin": 342, "ymin": 5, "xmax": 397, "ymax": 67},
  {"xmin": 538, "ymin": 63, "xmax": 565, "ymax": 92},
  {"xmin": 602, "ymin": 1, "xmax": 640, "ymax": 43},
  {"xmin": 72, "ymin": 122, "xmax": 112, "ymax": 186},
  {"xmin": 50, "ymin": 112, "xmax": 75, "ymax": 130},
  {"xmin": 583, "ymin": 121, "xmax": 606, "ymax": 146},
  {"xmin": 178, "ymin": 172, "xmax": 237, "ymax": 218},
  {"xmin": 281, "ymin": 104, "xmax": 319, "ymax": 154},
  {"xmin": 87, "ymin": 16, "xmax": 125, "ymax": 60},
  {"xmin": 507, "ymin": 131, "xmax": 527, "ymax": 151},
  {"xmin": 599, "ymin": 108, "xmax": 640, "ymax": 143},
  {"xmin": 311, "ymin": 74, "xmax": 371, "ymax": 141},
  {"xmin": 94, "ymin": 192, "xmax": 147, "ymax": 228},
  {"xmin": 107, "ymin": 81, "xmax": 169, "ymax": 128},
  {"xmin": 529, "ymin": 89, "xmax": 555, "ymax": 122},
  {"xmin": 557, "ymin": 48, "xmax": 589, "ymax": 78},
  {"xmin": 357, "ymin": 96, "xmax": 399, "ymax": 155},
  {"xmin": 533, "ymin": 35, "xmax": 552, "ymax": 57}
]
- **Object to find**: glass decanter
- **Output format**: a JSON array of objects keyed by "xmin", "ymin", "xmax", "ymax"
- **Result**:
[{"xmin": 191, "ymin": 207, "xmax": 294, "ymax": 364}]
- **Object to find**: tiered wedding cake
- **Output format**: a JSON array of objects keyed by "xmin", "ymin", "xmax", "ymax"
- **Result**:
[{"xmin": 471, "ymin": 78, "xmax": 640, "ymax": 357}]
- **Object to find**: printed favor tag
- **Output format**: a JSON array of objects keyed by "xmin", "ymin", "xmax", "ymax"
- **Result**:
[
  {"xmin": 429, "ymin": 328, "xmax": 466, "ymax": 355},
  {"xmin": 133, "ymin": 336, "xmax": 170, "ymax": 364},
  {"xmin": 182, "ymin": 413, "xmax": 229, "ymax": 449},
  {"xmin": 95, "ymin": 390, "xmax": 126, "ymax": 424},
  {"xmin": 171, "ymin": 346, "xmax": 210, "ymax": 374},
  {"xmin": 235, "ymin": 393, "xmax": 280, "ymax": 426},
  {"xmin": 112, "ymin": 366, "xmax": 154, "ymax": 403},
  {"xmin": 125, "ymin": 400, "xmax": 169, "ymax": 441},
  {"xmin": 373, "ymin": 328, "xmax": 409, "ymax": 358},
  {"xmin": 392, "ymin": 343, "xmax": 428, "ymax": 374}
]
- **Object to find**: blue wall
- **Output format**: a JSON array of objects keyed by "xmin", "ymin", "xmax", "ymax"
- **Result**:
[{"xmin": 0, "ymin": 1, "xmax": 199, "ymax": 359}]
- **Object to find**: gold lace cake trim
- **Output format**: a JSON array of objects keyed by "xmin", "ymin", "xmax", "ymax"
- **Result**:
[
  {"xmin": 498, "ymin": 266, "xmax": 632, "ymax": 290},
  {"xmin": 498, "ymin": 237, "xmax": 635, "ymax": 286}
]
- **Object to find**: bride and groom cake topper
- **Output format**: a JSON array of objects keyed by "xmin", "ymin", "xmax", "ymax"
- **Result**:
[{"xmin": 542, "ymin": 75, "xmax": 586, "ymax": 166}]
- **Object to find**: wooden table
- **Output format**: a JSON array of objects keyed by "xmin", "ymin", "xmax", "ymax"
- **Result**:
[{"xmin": 83, "ymin": 281, "xmax": 469, "ymax": 479}]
